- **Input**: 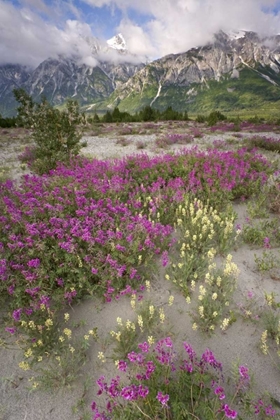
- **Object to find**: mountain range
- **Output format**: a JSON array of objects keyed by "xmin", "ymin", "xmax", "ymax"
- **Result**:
[{"xmin": 1, "ymin": 30, "xmax": 280, "ymax": 117}]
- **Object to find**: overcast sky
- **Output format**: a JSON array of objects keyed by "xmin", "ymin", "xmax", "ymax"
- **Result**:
[{"xmin": 1, "ymin": 0, "xmax": 280, "ymax": 67}]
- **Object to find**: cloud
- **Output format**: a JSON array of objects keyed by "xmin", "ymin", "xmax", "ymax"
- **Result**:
[
  {"xmin": 0, "ymin": 1, "xmax": 105, "ymax": 68},
  {"xmin": 83, "ymin": 0, "xmax": 280, "ymax": 57},
  {"xmin": 1, "ymin": 0, "xmax": 280, "ymax": 68}
]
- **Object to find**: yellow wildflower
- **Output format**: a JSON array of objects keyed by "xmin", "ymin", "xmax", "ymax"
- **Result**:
[
  {"xmin": 168, "ymin": 295, "xmax": 174, "ymax": 306},
  {"xmin": 148, "ymin": 336, "xmax": 154, "ymax": 345},
  {"xmin": 19, "ymin": 361, "xmax": 30, "ymax": 371},
  {"xmin": 63, "ymin": 328, "xmax": 72, "ymax": 338}
]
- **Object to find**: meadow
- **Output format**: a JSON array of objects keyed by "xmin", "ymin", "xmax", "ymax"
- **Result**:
[{"xmin": 0, "ymin": 120, "xmax": 280, "ymax": 419}]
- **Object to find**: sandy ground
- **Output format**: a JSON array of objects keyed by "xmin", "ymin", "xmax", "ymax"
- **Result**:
[{"xmin": 0, "ymin": 127, "xmax": 280, "ymax": 419}]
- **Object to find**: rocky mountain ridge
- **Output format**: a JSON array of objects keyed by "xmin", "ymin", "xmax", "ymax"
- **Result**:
[
  {"xmin": 0, "ymin": 34, "xmax": 144, "ymax": 116},
  {"xmin": 1, "ymin": 30, "xmax": 280, "ymax": 116},
  {"xmin": 105, "ymin": 30, "xmax": 280, "ymax": 113}
]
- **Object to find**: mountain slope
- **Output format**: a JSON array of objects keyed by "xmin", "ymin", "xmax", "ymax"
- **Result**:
[
  {"xmin": 100, "ymin": 31, "xmax": 280, "ymax": 114},
  {"xmin": 2, "ymin": 31, "xmax": 280, "ymax": 117},
  {"xmin": 0, "ymin": 34, "xmax": 144, "ymax": 117}
]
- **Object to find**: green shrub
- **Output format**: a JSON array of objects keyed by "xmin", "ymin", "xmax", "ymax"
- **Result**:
[
  {"xmin": 207, "ymin": 110, "xmax": 227, "ymax": 126},
  {"xmin": 14, "ymin": 88, "xmax": 86, "ymax": 175}
]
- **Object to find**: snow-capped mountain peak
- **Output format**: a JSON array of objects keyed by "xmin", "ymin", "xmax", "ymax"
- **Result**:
[
  {"xmin": 227, "ymin": 30, "xmax": 247, "ymax": 40},
  {"xmin": 107, "ymin": 33, "xmax": 126, "ymax": 51}
]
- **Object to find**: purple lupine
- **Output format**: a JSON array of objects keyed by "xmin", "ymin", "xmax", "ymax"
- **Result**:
[
  {"xmin": 221, "ymin": 404, "xmax": 238, "ymax": 419},
  {"xmin": 138, "ymin": 341, "xmax": 150, "ymax": 353},
  {"xmin": 214, "ymin": 386, "xmax": 226, "ymax": 400},
  {"xmin": 156, "ymin": 391, "xmax": 170, "ymax": 406}
]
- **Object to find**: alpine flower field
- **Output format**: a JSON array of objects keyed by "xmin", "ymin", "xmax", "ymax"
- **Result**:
[{"xmin": 1, "ymin": 133, "xmax": 280, "ymax": 419}]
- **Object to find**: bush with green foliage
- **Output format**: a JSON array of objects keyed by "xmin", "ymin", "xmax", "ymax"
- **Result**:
[
  {"xmin": 0, "ymin": 114, "xmax": 17, "ymax": 128},
  {"xmin": 14, "ymin": 88, "xmax": 86, "ymax": 175},
  {"xmin": 99, "ymin": 105, "xmax": 189, "ymax": 123},
  {"xmin": 207, "ymin": 110, "xmax": 227, "ymax": 126}
]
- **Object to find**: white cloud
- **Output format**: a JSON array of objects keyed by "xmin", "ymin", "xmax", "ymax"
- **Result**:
[
  {"xmin": 0, "ymin": 1, "xmax": 103, "ymax": 67},
  {"xmin": 1, "ymin": 0, "xmax": 280, "ymax": 68},
  {"xmin": 82, "ymin": 0, "xmax": 280, "ymax": 57}
]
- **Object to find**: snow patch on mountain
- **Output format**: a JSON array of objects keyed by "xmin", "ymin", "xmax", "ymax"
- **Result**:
[
  {"xmin": 227, "ymin": 30, "xmax": 247, "ymax": 40},
  {"xmin": 107, "ymin": 34, "xmax": 126, "ymax": 51}
]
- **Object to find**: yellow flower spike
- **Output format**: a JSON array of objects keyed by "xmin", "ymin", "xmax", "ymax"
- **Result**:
[
  {"xmin": 115, "ymin": 332, "xmax": 121, "ymax": 341},
  {"xmin": 148, "ymin": 336, "xmax": 154, "ymax": 345},
  {"xmin": 220, "ymin": 318, "xmax": 230, "ymax": 331},
  {"xmin": 216, "ymin": 276, "xmax": 222, "ymax": 287},
  {"xmin": 199, "ymin": 285, "xmax": 206, "ymax": 296},
  {"xmin": 198, "ymin": 306, "xmax": 204, "ymax": 318},
  {"xmin": 115, "ymin": 360, "xmax": 119, "ymax": 367},
  {"xmin": 192, "ymin": 323, "xmax": 198, "ymax": 331},
  {"xmin": 84, "ymin": 335, "xmax": 89, "ymax": 340},
  {"xmin": 69, "ymin": 346, "xmax": 75, "ymax": 353},
  {"xmin": 88, "ymin": 329, "xmax": 97, "ymax": 337},
  {"xmin": 56, "ymin": 356, "xmax": 61, "ymax": 362},
  {"xmin": 209, "ymin": 325, "xmax": 215, "ymax": 331},
  {"xmin": 145, "ymin": 281, "xmax": 151, "ymax": 292},
  {"xmin": 265, "ymin": 292, "xmax": 274, "ymax": 307},
  {"xmin": 165, "ymin": 274, "xmax": 170, "ymax": 281},
  {"xmin": 149, "ymin": 305, "xmax": 155, "ymax": 317},
  {"xmin": 213, "ymin": 311, "xmax": 218, "ymax": 318},
  {"xmin": 59, "ymin": 336, "xmax": 65, "ymax": 342},
  {"xmin": 28, "ymin": 320, "xmax": 36, "ymax": 330},
  {"xmin": 138, "ymin": 315, "xmax": 144, "ymax": 331},
  {"xmin": 45, "ymin": 318, "xmax": 53, "ymax": 328},
  {"xmin": 186, "ymin": 296, "xmax": 191, "ymax": 304},
  {"xmin": 63, "ymin": 328, "xmax": 72, "ymax": 338},
  {"xmin": 37, "ymin": 356, "xmax": 43, "ymax": 362},
  {"xmin": 77, "ymin": 255, "xmax": 83, "ymax": 268},
  {"xmin": 168, "ymin": 295, "xmax": 174, "ymax": 306},
  {"xmin": 159, "ymin": 308, "xmax": 165, "ymax": 323},
  {"xmin": 116, "ymin": 317, "xmax": 123, "ymax": 326},
  {"xmin": 98, "ymin": 352, "xmax": 106, "ymax": 362},
  {"xmin": 40, "ymin": 304, "xmax": 45, "ymax": 311},
  {"xmin": 19, "ymin": 361, "xmax": 30, "ymax": 371},
  {"xmin": 261, "ymin": 330, "xmax": 268, "ymax": 355},
  {"xmin": 191, "ymin": 280, "xmax": 196, "ymax": 291},
  {"xmin": 64, "ymin": 313, "xmax": 70, "ymax": 322},
  {"xmin": 24, "ymin": 348, "xmax": 33, "ymax": 358},
  {"xmin": 212, "ymin": 293, "xmax": 218, "ymax": 301},
  {"xmin": 177, "ymin": 262, "xmax": 183, "ymax": 269}
]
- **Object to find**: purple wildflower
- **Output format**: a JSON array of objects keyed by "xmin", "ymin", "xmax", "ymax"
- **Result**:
[
  {"xmin": 138, "ymin": 341, "xmax": 150, "ymax": 353},
  {"xmin": 156, "ymin": 391, "xmax": 170, "ymax": 406},
  {"xmin": 5, "ymin": 327, "xmax": 16, "ymax": 334},
  {"xmin": 221, "ymin": 404, "xmax": 238, "ymax": 419}
]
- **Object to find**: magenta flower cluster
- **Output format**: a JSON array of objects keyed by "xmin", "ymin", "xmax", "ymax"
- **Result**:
[
  {"xmin": 91, "ymin": 337, "xmax": 268, "ymax": 419},
  {"xmin": 0, "ymin": 147, "xmax": 273, "ymax": 336}
]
